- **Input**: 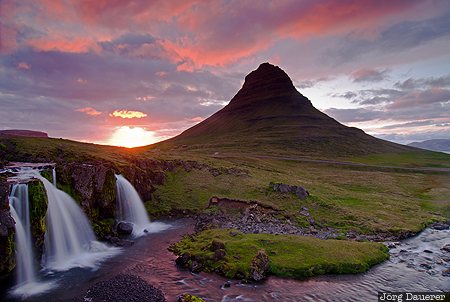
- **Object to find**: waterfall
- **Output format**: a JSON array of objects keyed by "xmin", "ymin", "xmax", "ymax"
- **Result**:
[
  {"xmin": 115, "ymin": 174, "xmax": 170, "ymax": 237},
  {"xmin": 32, "ymin": 172, "xmax": 119, "ymax": 272},
  {"xmin": 9, "ymin": 184, "xmax": 35, "ymax": 286},
  {"xmin": 8, "ymin": 183, "xmax": 55, "ymax": 298}
]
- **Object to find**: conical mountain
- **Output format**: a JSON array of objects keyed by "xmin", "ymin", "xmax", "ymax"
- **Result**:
[{"xmin": 157, "ymin": 63, "xmax": 413, "ymax": 157}]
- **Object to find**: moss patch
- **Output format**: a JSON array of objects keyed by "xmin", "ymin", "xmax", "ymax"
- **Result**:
[
  {"xmin": 28, "ymin": 180, "xmax": 48, "ymax": 252},
  {"xmin": 171, "ymin": 229, "xmax": 389, "ymax": 280}
]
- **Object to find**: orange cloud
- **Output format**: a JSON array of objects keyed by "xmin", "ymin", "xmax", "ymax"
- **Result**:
[
  {"xmin": 110, "ymin": 110, "xmax": 148, "ymax": 119},
  {"xmin": 76, "ymin": 107, "xmax": 102, "ymax": 116}
]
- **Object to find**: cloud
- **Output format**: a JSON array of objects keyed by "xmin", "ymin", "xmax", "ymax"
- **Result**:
[
  {"xmin": 17, "ymin": 62, "xmax": 31, "ymax": 70},
  {"xmin": 350, "ymin": 68, "xmax": 388, "ymax": 82},
  {"xmin": 110, "ymin": 110, "xmax": 148, "ymax": 119},
  {"xmin": 76, "ymin": 107, "xmax": 102, "ymax": 116},
  {"xmin": 395, "ymin": 75, "xmax": 450, "ymax": 90},
  {"xmin": 387, "ymin": 88, "xmax": 450, "ymax": 109}
]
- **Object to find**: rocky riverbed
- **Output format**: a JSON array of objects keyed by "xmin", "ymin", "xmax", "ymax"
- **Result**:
[{"xmin": 196, "ymin": 198, "xmax": 449, "ymax": 242}]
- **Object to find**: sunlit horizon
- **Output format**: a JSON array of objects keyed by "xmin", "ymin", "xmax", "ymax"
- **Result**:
[{"xmin": 105, "ymin": 126, "xmax": 167, "ymax": 148}]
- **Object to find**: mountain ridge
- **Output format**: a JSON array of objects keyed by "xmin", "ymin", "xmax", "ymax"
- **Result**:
[{"xmin": 408, "ymin": 139, "xmax": 450, "ymax": 152}]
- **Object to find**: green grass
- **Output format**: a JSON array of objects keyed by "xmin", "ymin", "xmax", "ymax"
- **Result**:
[
  {"xmin": 171, "ymin": 229, "xmax": 389, "ymax": 279},
  {"xmin": 153, "ymin": 156, "xmax": 450, "ymax": 234},
  {"xmin": 350, "ymin": 151, "xmax": 450, "ymax": 168}
]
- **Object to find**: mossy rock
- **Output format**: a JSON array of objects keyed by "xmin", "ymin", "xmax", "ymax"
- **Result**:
[
  {"xmin": 28, "ymin": 180, "xmax": 48, "ymax": 253},
  {"xmin": 178, "ymin": 293, "xmax": 205, "ymax": 302},
  {"xmin": 92, "ymin": 218, "xmax": 115, "ymax": 239},
  {"xmin": 171, "ymin": 229, "xmax": 389, "ymax": 280}
]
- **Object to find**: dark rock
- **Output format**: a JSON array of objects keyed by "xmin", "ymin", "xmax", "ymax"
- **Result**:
[
  {"xmin": 84, "ymin": 274, "xmax": 165, "ymax": 302},
  {"xmin": 270, "ymin": 182, "xmax": 309, "ymax": 200},
  {"xmin": 431, "ymin": 222, "xmax": 449, "ymax": 230},
  {"xmin": 214, "ymin": 249, "xmax": 227, "ymax": 261},
  {"xmin": 190, "ymin": 260, "xmax": 202, "ymax": 273},
  {"xmin": 419, "ymin": 263, "xmax": 432, "ymax": 270},
  {"xmin": 210, "ymin": 239, "xmax": 225, "ymax": 251},
  {"xmin": 229, "ymin": 231, "xmax": 239, "ymax": 237},
  {"xmin": 223, "ymin": 281, "xmax": 232, "ymax": 288},
  {"xmin": 250, "ymin": 250, "xmax": 270, "ymax": 281},
  {"xmin": 175, "ymin": 253, "xmax": 191, "ymax": 267},
  {"xmin": 423, "ymin": 250, "xmax": 433, "ymax": 254},
  {"xmin": 209, "ymin": 168, "xmax": 221, "ymax": 177},
  {"xmin": 110, "ymin": 237, "xmax": 134, "ymax": 247},
  {"xmin": 441, "ymin": 244, "xmax": 450, "ymax": 253},
  {"xmin": 117, "ymin": 221, "xmax": 133, "ymax": 235},
  {"xmin": 295, "ymin": 186, "xmax": 309, "ymax": 199},
  {"xmin": 0, "ymin": 178, "xmax": 15, "ymax": 275}
]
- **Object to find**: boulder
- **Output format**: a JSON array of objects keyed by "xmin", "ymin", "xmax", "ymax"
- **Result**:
[
  {"xmin": 250, "ymin": 249, "xmax": 270, "ymax": 281},
  {"xmin": 270, "ymin": 182, "xmax": 309, "ymax": 200},
  {"xmin": 117, "ymin": 221, "xmax": 133, "ymax": 235},
  {"xmin": 214, "ymin": 249, "xmax": 227, "ymax": 261},
  {"xmin": 210, "ymin": 239, "xmax": 225, "ymax": 251}
]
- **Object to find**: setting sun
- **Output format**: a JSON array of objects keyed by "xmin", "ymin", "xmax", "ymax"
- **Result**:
[{"xmin": 107, "ymin": 126, "xmax": 160, "ymax": 148}]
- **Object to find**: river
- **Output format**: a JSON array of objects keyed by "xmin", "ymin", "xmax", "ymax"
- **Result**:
[{"xmin": 1, "ymin": 219, "xmax": 449, "ymax": 301}]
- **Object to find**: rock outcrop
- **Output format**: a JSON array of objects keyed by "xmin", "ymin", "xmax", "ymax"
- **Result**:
[
  {"xmin": 250, "ymin": 249, "xmax": 270, "ymax": 281},
  {"xmin": 0, "ymin": 177, "xmax": 15, "ymax": 276},
  {"xmin": 270, "ymin": 182, "xmax": 309, "ymax": 199}
]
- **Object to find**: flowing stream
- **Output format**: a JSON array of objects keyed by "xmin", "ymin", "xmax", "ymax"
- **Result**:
[{"xmin": 2, "ymin": 220, "xmax": 448, "ymax": 302}]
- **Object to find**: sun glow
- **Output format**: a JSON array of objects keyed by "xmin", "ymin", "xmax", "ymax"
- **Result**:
[{"xmin": 107, "ymin": 126, "xmax": 160, "ymax": 148}]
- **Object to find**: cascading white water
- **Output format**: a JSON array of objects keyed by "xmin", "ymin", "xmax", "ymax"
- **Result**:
[
  {"xmin": 9, "ymin": 184, "xmax": 35, "ymax": 286},
  {"xmin": 115, "ymin": 174, "xmax": 170, "ymax": 237},
  {"xmin": 31, "ymin": 172, "xmax": 119, "ymax": 271},
  {"xmin": 9, "ymin": 183, "xmax": 55, "ymax": 298}
]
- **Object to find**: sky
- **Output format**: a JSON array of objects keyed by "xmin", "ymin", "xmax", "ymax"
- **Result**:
[{"xmin": 1, "ymin": 0, "xmax": 450, "ymax": 147}]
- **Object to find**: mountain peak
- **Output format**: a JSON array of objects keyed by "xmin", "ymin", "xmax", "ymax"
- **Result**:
[
  {"xmin": 239, "ymin": 62, "xmax": 296, "ymax": 94},
  {"xmin": 229, "ymin": 63, "xmax": 300, "ymax": 108}
]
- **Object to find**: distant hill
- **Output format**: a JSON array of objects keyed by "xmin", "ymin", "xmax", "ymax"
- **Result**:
[
  {"xmin": 154, "ymin": 63, "xmax": 414, "ymax": 158},
  {"xmin": 0, "ymin": 129, "xmax": 48, "ymax": 138},
  {"xmin": 408, "ymin": 139, "xmax": 450, "ymax": 152}
]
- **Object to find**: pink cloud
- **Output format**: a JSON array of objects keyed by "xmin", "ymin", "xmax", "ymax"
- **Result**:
[
  {"xmin": 76, "ymin": 107, "xmax": 102, "ymax": 116},
  {"xmin": 17, "ymin": 62, "xmax": 31, "ymax": 70},
  {"xmin": 27, "ymin": 37, "xmax": 99, "ymax": 53}
]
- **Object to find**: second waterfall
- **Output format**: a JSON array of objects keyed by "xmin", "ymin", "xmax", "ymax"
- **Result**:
[{"xmin": 115, "ymin": 174, "xmax": 169, "ymax": 237}]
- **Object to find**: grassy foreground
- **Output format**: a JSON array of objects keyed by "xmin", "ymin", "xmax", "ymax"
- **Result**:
[{"xmin": 170, "ymin": 229, "xmax": 389, "ymax": 280}]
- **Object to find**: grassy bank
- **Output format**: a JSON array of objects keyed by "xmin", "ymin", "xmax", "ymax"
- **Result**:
[{"xmin": 170, "ymin": 229, "xmax": 389, "ymax": 280}]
